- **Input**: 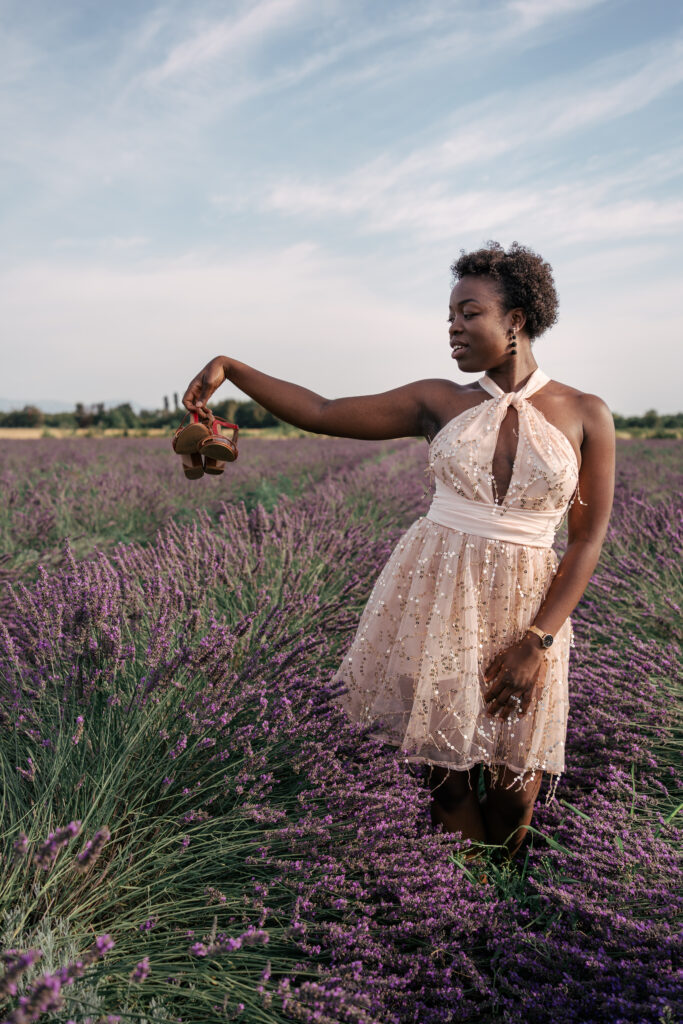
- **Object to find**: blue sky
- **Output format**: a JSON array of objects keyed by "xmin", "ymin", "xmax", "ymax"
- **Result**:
[{"xmin": 1, "ymin": 0, "xmax": 682, "ymax": 414}]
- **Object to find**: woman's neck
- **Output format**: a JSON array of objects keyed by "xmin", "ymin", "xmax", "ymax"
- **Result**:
[{"xmin": 484, "ymin": 355, "xmax": 539, "ymax": 393}]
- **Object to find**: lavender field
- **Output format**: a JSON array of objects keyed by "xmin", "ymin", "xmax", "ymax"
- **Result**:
[{"xmin": 0, "ymin": 435, "xmax": 681, "ymax": 1024}]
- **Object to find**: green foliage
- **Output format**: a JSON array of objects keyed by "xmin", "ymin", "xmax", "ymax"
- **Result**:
[
  {"xmin": 0, "ymin": 406, "xmax": 45, "ymax": 428},
  {"xmin": 210, "ymin": 399, "xmax": 282, "ymax": 429},
  {"xmin": 0, "ymin": 399, "xmax": 284, "ymax": 432},
  {"xmin": 613, "ymin": 409, "xmax": 683, "ymax": 432}
]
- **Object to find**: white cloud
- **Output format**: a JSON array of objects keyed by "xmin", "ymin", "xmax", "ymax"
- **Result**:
[
  {"xmin": 546, "ymin": 38, "xmax": 683, "ymax": 135},
  {"xmin": 144, "ymin": 0, "xmax": 310, "ymax": 85},
  {"xmin": 250, "ymin": 34, "xmax": 683, "ymax": 251},
  {"xmin": 506, "ymin": 0, "xmax": 608, "ymax": 31},
  {"xmin": 261, "ymin": 162, "xmax": 683, "ymax": 251}
]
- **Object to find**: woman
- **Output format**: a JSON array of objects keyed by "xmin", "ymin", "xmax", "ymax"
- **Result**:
[{"xmin": 182, "ymin": 242, "xmax": 615, "ymax": 859}]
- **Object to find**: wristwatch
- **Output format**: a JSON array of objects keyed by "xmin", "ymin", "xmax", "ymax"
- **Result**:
[{"xmin": 526, "ymin": 625, "xmax": 554, "ymax": 649}]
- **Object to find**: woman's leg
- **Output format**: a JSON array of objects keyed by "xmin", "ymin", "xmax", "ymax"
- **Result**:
[
  {"xmin": 480, "ymin": 765, "xmax": 542, "ymax": 858},
  {"xmin": 429, "ymin": 765, "xmax": 487, "ymax": 848}
]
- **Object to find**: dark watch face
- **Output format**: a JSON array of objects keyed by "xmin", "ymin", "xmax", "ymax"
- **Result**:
[{"xmin": 541, "ymin": 634, "xmax": 554, "ymax": 648}]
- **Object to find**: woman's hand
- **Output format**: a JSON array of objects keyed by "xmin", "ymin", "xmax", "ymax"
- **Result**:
[
  {"xmin": 483, "ymin": 636, "xmax": 545, "ymax": 721},
  {"xmin": 182, "ymin": 356, "xmax": 228, "ymax": 414}
]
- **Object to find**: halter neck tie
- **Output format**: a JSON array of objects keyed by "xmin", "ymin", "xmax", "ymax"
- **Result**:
[{"xmin": 478, "ymin": 368, "xmax": 550, "ymax": 410}]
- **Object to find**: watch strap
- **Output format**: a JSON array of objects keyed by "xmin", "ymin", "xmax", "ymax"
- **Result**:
[{"xmin": 527, "ymin": 625, "xmax": 553, "ymax": 647}]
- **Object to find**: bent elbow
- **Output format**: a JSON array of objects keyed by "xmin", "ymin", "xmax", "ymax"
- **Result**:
[{"xmin": 565, "ymin": 535, "xmax": 606, "ymax": 565}]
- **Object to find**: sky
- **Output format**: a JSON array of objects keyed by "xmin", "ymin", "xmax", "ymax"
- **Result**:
[{"xmin": 1, "ymin": 0, "xmax": 682, "ymax": 415}]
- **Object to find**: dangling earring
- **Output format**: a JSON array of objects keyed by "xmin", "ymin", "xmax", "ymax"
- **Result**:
[{"xmin": 507, "ymin": 327, "xmax": 517, "ymax": 354}]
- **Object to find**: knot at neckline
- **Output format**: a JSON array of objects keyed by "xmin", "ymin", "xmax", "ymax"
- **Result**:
[{"xmin": 478, "ymin": 368, "xmax": 550, "ymax": 409}]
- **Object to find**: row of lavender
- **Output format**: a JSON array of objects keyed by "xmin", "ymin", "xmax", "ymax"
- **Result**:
[
  {"xmin": 0, "ymin": 438, "xmax": 681, "ymax": 1022},
  {"xmin": 0, "ymin": 435, "xmax": 398, "ymax": 590}
]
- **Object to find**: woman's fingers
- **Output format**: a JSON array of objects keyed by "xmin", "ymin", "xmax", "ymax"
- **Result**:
[
  {"xmin": 485, "ymin": 671, "xmax": 533, "ymax": 718},
  {"xmin": 483, "ymin": 654, "xmax": 503, "ymax": 683},
  {"xmin": 483, "ymin": 662, "xmax": 510, "ymax": 705},
  {"xmin": 182, "ymin": 379, "xmax": 202, "ymax": 412},
  {"xmin": 482, "ymin": 659, "xmax": 508, "ymax": 701},
  {"xmin": 486, "ymin": 684, "xmax": 513, "ymax": 716},
  {"xmin": 182, "ymin": 374, "xmax": 214, "ymax": 412},
  {"xmin": 498, "ymin": 689, "xmax": 525, "ymax": 721},
  {"xmin": 182, "ymin": 358, "xmax": 228, "ymax": 412}
]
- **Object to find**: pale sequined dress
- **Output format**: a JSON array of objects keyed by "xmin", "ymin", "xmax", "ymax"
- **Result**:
[{"xmin": 332, "ymin": 368, "xmax": 579, "ymax": 790}]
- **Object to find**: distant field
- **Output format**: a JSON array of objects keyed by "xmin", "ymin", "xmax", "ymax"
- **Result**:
[
  {"xmin": 0, "ymin": 424, "xmax": 681, "ymax": 440},
  {"xmin": 0, "ymin": 436, "xmax": 680, "ymax": 1023},
  {"xmin": 0, "ymin": 425, "xmax": 316, "ymax": 440}
]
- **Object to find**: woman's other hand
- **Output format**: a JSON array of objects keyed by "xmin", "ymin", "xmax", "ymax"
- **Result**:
[
  {"xmin": 483, "ymin": 636, "xmax": 545, "ymax": 720},
  {"xmin": 182, "ymin": 356, "xmax": 228, "ymax": 413}
]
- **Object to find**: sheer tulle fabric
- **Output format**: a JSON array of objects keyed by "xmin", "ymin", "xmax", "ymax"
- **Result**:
[{"xmin": 332, "ymin": 369, "xmax": 579, "ymax": 790}]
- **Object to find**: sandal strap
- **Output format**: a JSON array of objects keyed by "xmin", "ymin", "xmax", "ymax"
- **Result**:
[
  {"xmin": 212, "ymin": 416, "xmax": 239, "ymax": 433},
  {"xmin": 174, "ymin": 409, "xmax": 213, "ymax": 429}
]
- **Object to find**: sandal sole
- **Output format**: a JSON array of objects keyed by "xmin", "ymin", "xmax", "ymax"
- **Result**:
[
  {"xmin": 173, "ymin": 423, "xmax": 211, "ymax": 454},
  {"xmin": 200, "ymin": 439, "xmax": 237, "ymax": 461}
]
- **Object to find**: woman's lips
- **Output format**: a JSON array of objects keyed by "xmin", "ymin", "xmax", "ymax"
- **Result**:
[{"xmin": 451, "ymin": 343, "xmax": 468, "ymax": 358}]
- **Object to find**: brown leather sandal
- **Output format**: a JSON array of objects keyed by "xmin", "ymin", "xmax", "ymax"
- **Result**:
[
  {"xmin": 197, "ymin": 416, "xmax": 239, "ymax": 464},
  {"xmin": 203, "ymin": 455, "xmax": 225, "ymax": 476},
  {"xmin": 180, "ymin": 451, "xmax": 204, "ymax": 480},
  {"xmin": 172, "ymin": 411, "xmax": 212, "ymax": 455}
]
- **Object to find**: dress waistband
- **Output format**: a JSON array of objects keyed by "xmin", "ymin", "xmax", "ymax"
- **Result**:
[{"xmin": 425, "ymin": 479, "xmax": 564, "ymax": 549}]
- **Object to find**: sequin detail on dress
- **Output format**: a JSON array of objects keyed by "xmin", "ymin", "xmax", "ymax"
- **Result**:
[{"xmin": 331, "ymin": 368, "xmax": 579, "ymax": 791}]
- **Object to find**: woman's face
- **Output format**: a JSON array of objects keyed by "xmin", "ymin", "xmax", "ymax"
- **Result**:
[{"xmin": 447, "ymin": 275, "xmax": 517, "ymax": 373}]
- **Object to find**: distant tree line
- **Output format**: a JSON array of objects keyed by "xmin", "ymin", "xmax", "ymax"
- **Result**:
[
  {"xmin": 0, "ymin": 395, "xmax": 283, "ymax": 431},
  {"xmin": 611, "ymin": 410, "xmax": 682, "ymax": 431},
  {"xmin": 0, "ymin": 401, "xmax": 681, "ymax": 434}
]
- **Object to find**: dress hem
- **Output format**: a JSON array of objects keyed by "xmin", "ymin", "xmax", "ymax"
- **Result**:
[{"xmin": 370, "ymin": 731, "xmax": 563, "ymax": 803}]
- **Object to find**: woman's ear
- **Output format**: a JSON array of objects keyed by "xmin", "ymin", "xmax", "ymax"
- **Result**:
[{"xmin": 509, "ymin": 308, "xmax": 527, "ymax": 335}]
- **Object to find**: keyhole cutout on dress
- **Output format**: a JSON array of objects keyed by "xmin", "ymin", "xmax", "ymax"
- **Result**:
[{"xmin": 491, "ymin": 405, "xmax": 519, "ymax": 505}]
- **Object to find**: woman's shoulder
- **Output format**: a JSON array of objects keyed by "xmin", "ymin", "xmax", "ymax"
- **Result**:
[
  {"xmin": 541, "ymin": 378, "xmax": 614, "ymax": 441},
  {"xmin": 413, "ymin": 377, "xmax": 490, "ymax": 438}
]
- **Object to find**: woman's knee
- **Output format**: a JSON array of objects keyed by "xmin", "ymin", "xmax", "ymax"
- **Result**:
[
  {"xmin": 484, "ymin": 767, "xmax": 541, "ymax": 817},
  {"xmin": 429, "ymin": 765, "xmax": 479, "ymax": 811}
]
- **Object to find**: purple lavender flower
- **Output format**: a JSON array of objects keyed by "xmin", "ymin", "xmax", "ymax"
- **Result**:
[
  {"xmin": 130, "ymin": 956, "xmax": 150, "ymax": 983},
  {"xmin": 12, "ymin": 832, "xmax": 28, "ymax": 863},
  {"xmin": 239, "ymin": 928, "xmax": 269, "ymax": 947},
  {"xmin": 34, "ymin": 821, "xmax": 81, "ymax": 870},
  {"xmin": 3, "ymin": 971, "xmax": 63, "ymax": 1023},
  {"xmin": 15, "ymin": 757, "xmax": 36, "ymax": 782},
  {"xmin": 169, "ymin": 733, "xmax": 187, "ymax": 759},
  {"xmin": 74, "ymin": 934, "xmax": 116, "ymax": 968},
  {"xmin": 71, "ymin": 715, "xmax": 84, "ymax": 745},
  {"xmin": 204, "ymin": 886, "xmax": 227, "ymax": 905},
  {"xmin": 75, "ymin": 825, "xmax": 111, "ymax": 872},
  {"xmin": 0, "ymin": 949, "xmax": 42, "ymax": 998}
]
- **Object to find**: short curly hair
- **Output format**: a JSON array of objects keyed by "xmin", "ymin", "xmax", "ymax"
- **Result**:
[{"xmin": 450, "ymin": 241, "xmax": 559, "ymax": 339}]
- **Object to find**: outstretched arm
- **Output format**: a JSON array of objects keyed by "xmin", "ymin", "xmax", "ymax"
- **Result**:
[
  {"xmin": 484, "ymin": 394, "xmax": 616, "ymax": 720},
  {"xmin": 182, "ymin": 355, "xmax": 436, "ymax": 441}
]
